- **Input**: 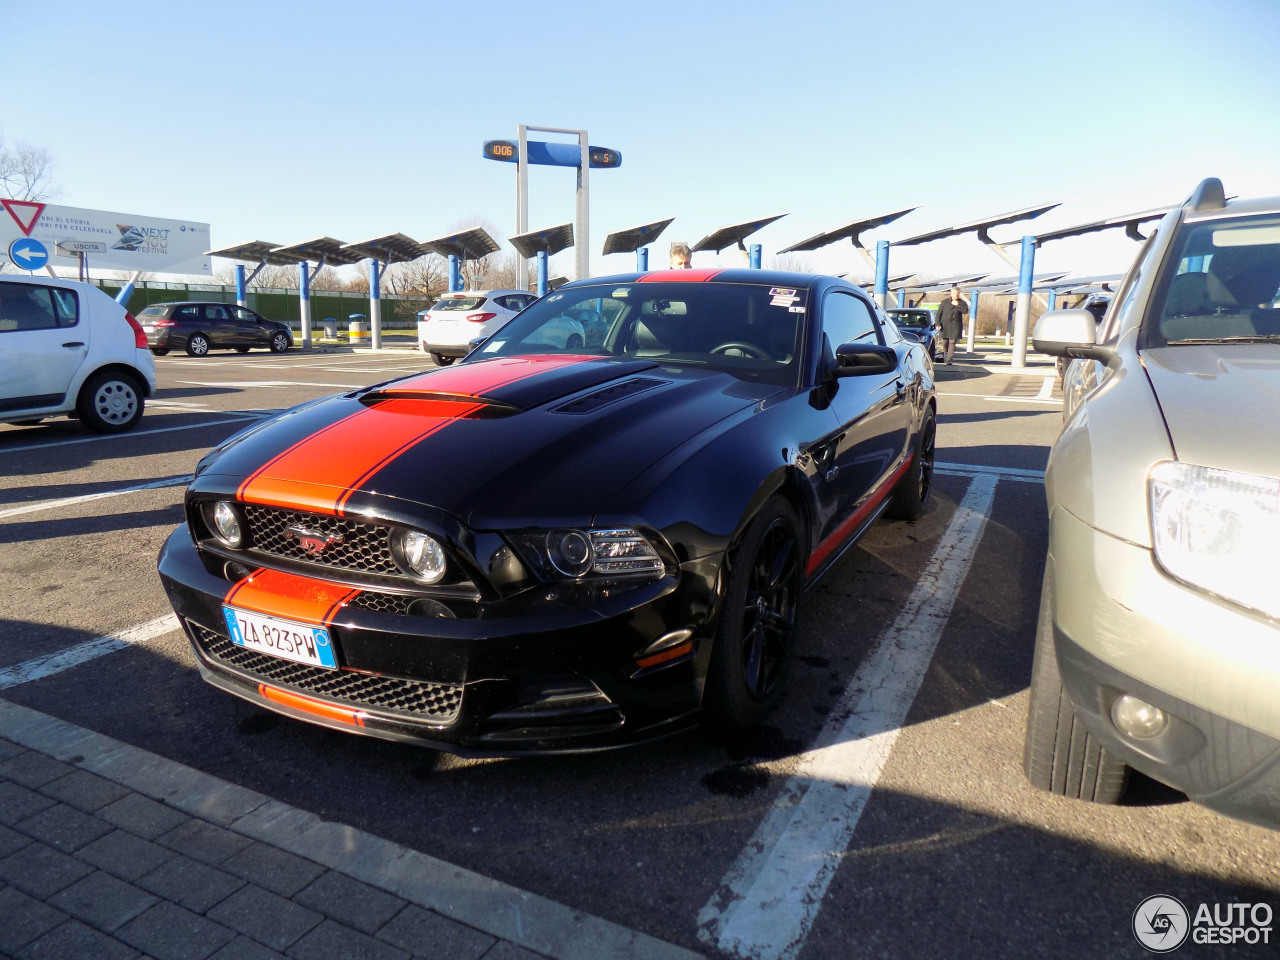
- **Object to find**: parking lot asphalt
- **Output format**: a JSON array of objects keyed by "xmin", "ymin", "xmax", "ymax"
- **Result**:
[{"xmin": 2, "ymin": 346, "xmax": 1278, "ymax": 959}]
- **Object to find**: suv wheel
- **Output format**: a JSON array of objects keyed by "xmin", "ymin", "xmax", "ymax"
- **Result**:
[
  {"xmin": 77, "ymin": 370, "xmax": 145, "ymax": 433},
  {"xmin": 186, "ymin": 333, "xmax": 210, "ymax": 357}
]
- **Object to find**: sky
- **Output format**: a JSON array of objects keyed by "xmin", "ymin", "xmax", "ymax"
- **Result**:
[{"xmin": 2, "ymin": 0, "xmax": 1279, "ymax": 286}]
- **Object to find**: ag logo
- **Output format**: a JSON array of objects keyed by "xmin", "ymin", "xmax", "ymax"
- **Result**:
[{"xmin": 1133, "ymin": 895, "xmax": 1190, "ymax": 953}]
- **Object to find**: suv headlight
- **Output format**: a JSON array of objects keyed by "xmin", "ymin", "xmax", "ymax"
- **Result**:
[{"xmin": 1149, "ymin": 461, "xmax": 1280, "ymax": 619}]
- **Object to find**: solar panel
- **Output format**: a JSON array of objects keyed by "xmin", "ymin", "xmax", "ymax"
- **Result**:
[
  {"xmin": 894, "ymin": 202, "xmax": 1061, "ymax": 246},
  {"xmin": 602, "ymin": 217, "xmax": 675, "ymax": 255},
  {"xmin": 778, "ymin": 207, "xmax": 918, "ymax": 253},
  {"xmin": 340, "ymin": 233, "xmax": 428, "ymax": 264},
  {"xmin": 1032, "ymin": 207, "xmax": 1170, "ymax": 243},
  {"xmin": 206, "ymin": 241, "xmax": 303, "ymax": 265},
  {"xmin": 967, "ymin": 271, "xmax": 1067, "ymax": 290},
  {"xmin": 509, "ymin": 223, "xmax": 574, "ymax": 259},
  {"xmin": 691, "ymin": 214, "xmax": 787, "ymax": 253},
  {"xmin": 271, "ymin": 237, "xmax": 365, "ymax": 266},
  {"xmin": 420, "ymin": 226, "xmax": 501, "ymax": 261}
]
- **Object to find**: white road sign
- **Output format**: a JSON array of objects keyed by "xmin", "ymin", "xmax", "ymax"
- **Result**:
[{"xmin": 0, "ymin": 200, "xmax": 211, "ymax": 275}]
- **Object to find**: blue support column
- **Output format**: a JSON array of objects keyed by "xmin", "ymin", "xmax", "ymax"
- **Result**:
[
  {"xmin": 1012, "ymin": 235, "xmax": 1036, "ymax": 366},
  {"xmin": 369, "ymin": 259, "xmax": 382, "ymax": 351},
  {"xmin": 637, "ymin": 248, "xmax": 648, "ymax": 272},
  {"xmin": 896, "ymin": 288, "xmax": 906, "ymax": 308},
  {"xmin": 235, "ymin": 265, "xmax": 246, "ymax": 308},
  {"xmin": 299, "ymin": 261, "xmax": 312, "ymax": 349},
  {"xmin": 966, "ymin": 288, "xmax": 979, "ymax": 353},
  {"xmin": 115, "ymin": 271, "xmax": 141, "ymax": 307},
  {"xmin": 873, "ymin": 240, "xmax": 889, "ymax": 309},
  {"xmin": 448, "ymin": 255, "xmax": 461, "ymax": 293},
  {"xmin": 749, "ymin": 244, "xmax": 762, "ymax": 270},
  {"xmin": 1046, "ymin": 290, "xmax": 1058, "ymax": 312},
  {"xmin": 536, "ymin": 251, "xmax": 548, "ymax": 296}
]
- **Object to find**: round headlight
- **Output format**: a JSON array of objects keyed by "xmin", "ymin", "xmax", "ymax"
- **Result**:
[
  {"xmin": 398, "ymin": 530, "xmax": 447, "ymax": 583},
  {"xmin": 547, "ymin": 529, "xmax": 593, "ymax": 578},
  {"xmin": 211, "ymin": 501, "xmax": 243, "ymax": 548}
]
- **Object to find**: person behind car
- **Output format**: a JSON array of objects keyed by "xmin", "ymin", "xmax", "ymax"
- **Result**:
[
  {"xmin": 669, "ymin": 242, "xmax": 692, "ymax": 270},
  {"xmin": 936, "ymin": 285, "xmax": 968, "ymax": 364}
]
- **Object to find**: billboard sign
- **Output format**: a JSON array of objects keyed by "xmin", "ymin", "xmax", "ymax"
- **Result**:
[{"xmin": 0, "ymin": 201, "xmax": 211, "ymax": 275}]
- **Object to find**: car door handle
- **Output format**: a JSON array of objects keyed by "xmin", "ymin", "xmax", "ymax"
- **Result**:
[{"xmin": 62, "ymin": 341, "xmax": 85, "ymax": 348}]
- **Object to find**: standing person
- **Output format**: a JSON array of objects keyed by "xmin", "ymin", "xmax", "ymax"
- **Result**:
[
  {"xmin": 669, "ymin": 242, "xmax": 692, "ymax": 269},
  {"xmin": 936, "ymin": 284, "xmax": 968, "ymax": 364}
]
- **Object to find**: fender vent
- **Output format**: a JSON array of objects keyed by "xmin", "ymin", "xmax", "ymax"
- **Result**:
[{"xmin": 552, "ymin": 378, "xmax": 667, "ymax": 414}]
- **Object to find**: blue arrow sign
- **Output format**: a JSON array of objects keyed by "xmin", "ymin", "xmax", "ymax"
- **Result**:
[{"xmin": 9, "ymin": 237, "xmax": 50, "ymax": 271}]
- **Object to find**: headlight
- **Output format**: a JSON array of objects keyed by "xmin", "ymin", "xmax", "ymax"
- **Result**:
[
  {"xmin": 393, "ymin": 529, "xmax": 447, "ymax": 584},
  {"xmin": 208, "ymin": 501, "xmax": 244, "ymax": 548},
  {"xmin": 1149, "ymin": 461, "xmax": 1280, "ymax": 619},
  {"xmin": 510, "ymin": 527, "xmax": 664, "ymax": 581}
]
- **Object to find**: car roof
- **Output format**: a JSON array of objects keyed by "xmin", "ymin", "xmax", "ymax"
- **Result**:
[
  {"xmin": 562, "ymin": 268, "xmax": 828, "ymax": 289},
  {"xmin": 1185, "ymin": 194, "xmax": 1280, "ymax": 224},
  {"xmin": 0, "ymin": 274, "xmax": 95, "ymax": 291},
  {"xmin": 433, "ymin": 289, "xmax": 529, "ymax": 298}
]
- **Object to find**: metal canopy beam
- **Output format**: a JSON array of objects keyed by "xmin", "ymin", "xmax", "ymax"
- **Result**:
[
  {"xmin": 691, "ymin": 214, "xmax": 787, "ymax": 254},
  {"xmin": 779, "ymin": 207, "xmax": 917, "ymax": 272},
  {"xmin": 339, "ymin": 232, "xmax": 428, "ymax": 264},
  {"xmin": 1032, "ymin": 207, "xmax": 1171, "ymax": 244},
  {"xmin": 509, "ymin": 223, "xmax": 574, "ymax": 260},
  {"xmin": 602, "ymin": 217, "xmax": 675, "ymax": 255},
  {"xmin": 894, "ymin": 202, "xmax": 1061, "ymax": 247},
  {"xmin": 967, "ymin": 271, "xmax": 1067, "ymax": 291},
  {"xmin": 420, "ymin": 226, "xmax": 500, "ymax": 262}
]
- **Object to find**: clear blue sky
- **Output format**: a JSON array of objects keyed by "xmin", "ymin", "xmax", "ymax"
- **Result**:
[{"xmin": 3, "ymin": 0, "xmax": 1278, "ymax": 283}]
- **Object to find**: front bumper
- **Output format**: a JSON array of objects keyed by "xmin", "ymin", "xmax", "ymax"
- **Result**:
[
  {"xmin": 158, "ymin": 528, "xmax": 718, "ymax": 755},
  {"xmin": 1050, "ymin": 506, "xmax": 1280, "ymax": 827}
]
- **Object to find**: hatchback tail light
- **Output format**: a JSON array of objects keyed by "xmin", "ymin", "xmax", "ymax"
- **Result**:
[
  {"xmin": 154, "ymin": 319, "xmax": 176, "ymax": 327},
  {"xmin": 125, "ymin": 312, "xmax": 148, "ymax": 348},
  {"xmin": 466, "ymin": 312, "xmax": 498, "ymax": 323}
]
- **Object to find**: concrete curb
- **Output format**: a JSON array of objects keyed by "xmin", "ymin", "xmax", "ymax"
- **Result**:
[{"xmin": 0, "ymin": 698, "xmax": 703, "ymax": 960}]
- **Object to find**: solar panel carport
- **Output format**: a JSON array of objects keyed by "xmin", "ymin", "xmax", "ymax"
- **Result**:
[{"xmin": 509, "ymin": 223, "xmax": 574, "ymax": 296}]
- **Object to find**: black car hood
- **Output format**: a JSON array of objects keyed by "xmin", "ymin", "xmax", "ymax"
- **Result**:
[{"xmin": 201, "ymin": 355, "xmax": 783, "ymax": 528}]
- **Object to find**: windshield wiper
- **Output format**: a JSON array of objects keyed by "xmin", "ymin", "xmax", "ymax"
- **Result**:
[{"xmin": 1167, "ymin": 335, "xmax": 1280, "ymax": 345}]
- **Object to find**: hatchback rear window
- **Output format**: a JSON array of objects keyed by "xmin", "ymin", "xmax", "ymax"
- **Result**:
[
  {"xmin": 430, "ymin": 297, "xmax": 487, "ymax": 311},
  {"xmin": 139, "ymin": 306, "xmax": 167, "ymax": 317}
]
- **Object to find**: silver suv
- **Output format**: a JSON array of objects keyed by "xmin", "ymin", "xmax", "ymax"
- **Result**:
[{"xmin": 1026, "ymin": 179, "xmax": 1280, "ymax": 828}]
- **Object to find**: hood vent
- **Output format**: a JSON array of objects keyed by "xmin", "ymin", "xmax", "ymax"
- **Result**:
[{"xmin": 552, "ymin": 377, "xmax": 667, "ymax": 414}]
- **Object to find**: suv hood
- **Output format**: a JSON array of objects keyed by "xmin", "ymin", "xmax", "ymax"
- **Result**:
[{"xmin": 1144, "ymin": 345, "xmax": 1280, "ymax": 478}]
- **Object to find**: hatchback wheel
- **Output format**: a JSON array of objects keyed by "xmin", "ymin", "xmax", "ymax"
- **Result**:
[
  {"xmin": 77, "ymin": 370, "xmax": 144, "ymax": 433},
  {"xmin": 705, "ymin": 497, "xmax": 803, "ymax": 727},
  {"xmin": 186, "ymin": 333, "xmax": 210, "ymax": 357},
  {"xmin": 235, "ymin": 346, "xmax": 251, "ymax": 353},
  {"xmin": 430, "ymin": 353, "xmax": 455, "ymax": 367},
  {"xmin": 150, "ymin": 348, "xmax": 169, "ymax": 356},
  {"xmin": 269, "ymin": 331, "xmax": 290, "ymax": 353}
]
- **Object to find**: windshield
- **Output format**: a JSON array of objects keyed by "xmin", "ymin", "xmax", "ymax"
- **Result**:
[
  {"xmin": 472, "ymin": 281, "xmax": 808, "ymax": 384},
  {"xmin": 1148, "ymin": 213, "xmax": 1280, "ymax": 345},
  {"xmin": 430, "ymin": 296, "xmax": 488, "ymax": 312},
  {"xmin": 889, "ymin": 311, "xmax": 932, "ymax": 329}
]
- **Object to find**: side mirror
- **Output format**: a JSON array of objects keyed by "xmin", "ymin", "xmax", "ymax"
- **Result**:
[
  {"xmin": 1033, "ymin": 309, "xmax": 1114, "ymax": 362},
  {"xmin": 833, "ymin": 342, "xmax": 898, "ymax": 376}
]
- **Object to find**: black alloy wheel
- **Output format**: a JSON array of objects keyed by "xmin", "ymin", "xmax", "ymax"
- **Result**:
[
  {"xmin": 705, "ymin": 497, "xmax": 803, "ymax": 727},
  {"xmin": 186, "ymin": 333, "xmax": 210, "ymax": 357},
  {"xmin": 270, "ymin": 331, "xmax": 290, "ymax": 353},
  {"xmin": 886, "ymin": 407, "xmax": 935, "ymax": 521}
]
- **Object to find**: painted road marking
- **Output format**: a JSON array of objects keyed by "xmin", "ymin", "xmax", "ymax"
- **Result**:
[
  {"xmin": 935, "ymin": 461, "xmax": 1042, "ymax": 482},
  {"xmin": 0, "ymin": 414, "xmax": 265, "ymax": 453},
  {"xmin": 148, "ymin": 399, "xmax": 211, "ymax": 410},
  {"xmin": 698, "ymin": 474, "xmax": 999, "ymax": 960},
  {"xmin": 0, "ymin": 614, "xmax": 181, "ymax": 690},
  {"xmin": 0, "ymin": 475, "xmax": 192, "ymax": 519},
  {"xmin": 1037, "ymin": 375, "xmax": 1057, "ymax": 399},
  {"xmin": 936, "ymin": 390, "xmax": 1061, "ymax": 405},
  {"xmin": 174, "ymin": 380, "xmax": 364, "ymax": 389}
]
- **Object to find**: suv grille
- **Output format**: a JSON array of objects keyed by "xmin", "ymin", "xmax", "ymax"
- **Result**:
[
  {"xmin": 187, "ymin": 621, "xmax": 462, "ymax": 722},
  {"xmin": 243, "ymin": 505, "xmax": 399, "ymax": 575}
]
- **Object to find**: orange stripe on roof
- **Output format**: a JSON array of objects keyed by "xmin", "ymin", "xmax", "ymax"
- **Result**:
[
  {"xmin": 226, "ymin": 569, "xmax": 360, "ymax": 625},
  {"xmin": 637, "ymin": 269, "xmax": 724, "ymax": 283}
]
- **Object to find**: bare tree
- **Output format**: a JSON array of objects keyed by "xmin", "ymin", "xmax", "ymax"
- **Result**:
[
  {"xmin": 0, "ymin": 136, "xmax": 58, "ymax": 200},
  {"xmin": 768, "ymin": 253, "xmax": 815, "ymax": 273}
]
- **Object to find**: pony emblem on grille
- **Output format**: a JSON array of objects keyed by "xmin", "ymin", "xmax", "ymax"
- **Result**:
[{"xmin": 285, "ymin": 524, "xmax": 345, "ymax": 556}]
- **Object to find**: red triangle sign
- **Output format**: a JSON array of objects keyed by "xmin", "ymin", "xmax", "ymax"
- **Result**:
[{"xmin": 2, "ymin": 199, "xmax": 46, "ymax": 236}]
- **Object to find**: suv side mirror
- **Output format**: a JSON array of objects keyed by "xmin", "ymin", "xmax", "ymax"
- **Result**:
[
  {"xmin": 1033, "ymin": 309, "xmax": 1115, "ymax": 362},
  {"xmin": 833, "ymin": 342, "xmax": 898, "ymax": 376}
]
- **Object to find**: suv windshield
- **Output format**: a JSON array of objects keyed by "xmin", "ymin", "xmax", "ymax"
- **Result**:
[
  {"xmin": 431, "ymin": 297, "xmax": 488, "ymax": 312},
  {"xmin": 472, "ymin": 281, "xmax": 808, "ymax": 384},
  {"xmin": 1148, "ymin": 213, "xmax": 1280, "ymax": 345}
]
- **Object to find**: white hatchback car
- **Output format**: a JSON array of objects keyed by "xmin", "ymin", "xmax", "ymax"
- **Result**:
[
  {"xmin": 417, "ymin": 289, "xmax": 537, "ymax": 366},
  {"xmin": 0, "ymin": 275, "xmax": 156, "ymax": 433}
]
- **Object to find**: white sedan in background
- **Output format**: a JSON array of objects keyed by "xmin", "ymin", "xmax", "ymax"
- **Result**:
[{"xmin": 418, "ymin": 289, "xmax": 537, "ymax": 366}]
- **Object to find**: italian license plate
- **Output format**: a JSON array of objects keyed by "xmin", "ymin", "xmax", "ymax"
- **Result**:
[{"xmin": 222, "ymin": 607, "xmax": 337, "ymax": 669}]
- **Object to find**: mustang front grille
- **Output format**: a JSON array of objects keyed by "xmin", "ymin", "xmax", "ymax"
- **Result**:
[
  {"xmin": 187, "ymin": 620, "xmax": 462, "ymax": 722},
  {"xmin": 241, "ymin": 505, "xmax": 399, "ymax": 575}
]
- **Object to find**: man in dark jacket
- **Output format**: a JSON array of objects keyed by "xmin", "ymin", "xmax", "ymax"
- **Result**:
[{"xmin": 936, "ymin": 285, "xmax": 968, "ymax": 363}]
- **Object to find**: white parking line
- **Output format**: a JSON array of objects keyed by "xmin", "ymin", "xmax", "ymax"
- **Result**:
[
  {"xmin": 174, "ymin": 380, "xmax": 363, "ymax": 389},
  {"xmin": 937, "ymin": 390, "xmax": 1061, "ymax": 405},
  {"xmin": 0, "ymin": 614, "xmax": 181, "ymax": 690},
  {"xmin": 697, "ymin": 474, "xmax": 999, "ymax": 960},
  {"xmin": 0, "ymin": 475, "xmax": 192, "ymax": 519},
  {"xmin": 0, "ymin": 415, "xmax": 264, "ymax": 453},
  {"xmin": 935, "ymin": 461, "xmax": 1043, "ymax": 482},
  {"xmin": 1037, "ymin": 375, "xmax": 1057, "ymax": 399}
]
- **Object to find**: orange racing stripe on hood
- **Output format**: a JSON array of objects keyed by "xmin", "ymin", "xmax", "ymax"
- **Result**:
[
  {"xmin": 383, "ymin": 354, "xmax": 594, "ymax": 398},
  {"xmin": 225, "ymin": 568, "xmax": 360, "ymax": 625}
]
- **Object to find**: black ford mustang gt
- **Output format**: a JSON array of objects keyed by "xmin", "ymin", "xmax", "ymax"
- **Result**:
[{"xmin": 158, "ymin": 269, "xmax": 936, "ymax": 754}]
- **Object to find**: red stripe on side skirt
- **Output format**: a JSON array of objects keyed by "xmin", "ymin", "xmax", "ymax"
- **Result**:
[
  {"xmin": 225, "ymin": 569, "xmax": 360, "ymax": 625},
  {"xmin": 805, "ymin": 455, "xmax": 915, "ymax": 577},
  {"xmin": 637, "ymin": 269, "xmax": 724, "ymax": 283}
]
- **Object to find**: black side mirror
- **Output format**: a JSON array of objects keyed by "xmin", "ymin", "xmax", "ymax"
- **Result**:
[{"xmin": 833, "ymin": 342, "xmax": 898, "ymax": 377}]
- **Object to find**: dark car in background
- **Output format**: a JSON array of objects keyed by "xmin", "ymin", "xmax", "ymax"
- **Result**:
[
  {"xmin": 139, "ymin": 302, "xmax": 293, "ymax": 357},
  {"xmin": 158, "ymin": 269, "xmax": 937, "ymax": 754},
  {"xmin": 887, "ymin": 307, "xmax": 942, "ymax": 361}
]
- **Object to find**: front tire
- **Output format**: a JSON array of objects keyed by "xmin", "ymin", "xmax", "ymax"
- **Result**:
[
  {"xmin": 235, "ymin": 347, "xmax": 251, "ymax": 353},
  {"xmin": 150, "ymin": 348, "xmax": 169, "ymax": 356},
  {"xmin": 430, "ymin": 352, "xmax": 455, "ymax": 367},
  {"xmin": 885, "ymin": 406, "xmax": 935, "ymax": 520},
  {"xmin": 185, "ymin": 333, "xmax": 210, "ymax": 357},
  {"xmin": 77, "ymin": 370, "xmax": 144, "ymax": 433},
  {"xmin": 1023, "ymin": 564, "xmax": 1129, "ymax": 803},
  {"xmin": 705, "ymin": 497, "xmax": 803, "ymax": 728},
  {"xmin": 269, "ymin": 331, "xmax": 290, "ymax": 353}
]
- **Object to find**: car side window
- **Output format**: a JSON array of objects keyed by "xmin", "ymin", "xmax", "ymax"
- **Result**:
[
  {"xmin": 0, "ymin": 284, "xmax": 59, "ymax": 333},
  {"xmin": 51, "ymin": 288, "xmax": 79, "ymax": 328},
  {"xmin": 822, "ymin": 291, "xmax": 880, "ymax": 350},
  {"xmin": 205, "ymin": 305, "xmax": 230, "ymax": 321},
  {"xmin": 176, "ymin": 306, "xmax": 200, "ymax": 320},
  {"xmin": 233, "ymin": 307, "xmax": 259, "ymax": 322}
]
